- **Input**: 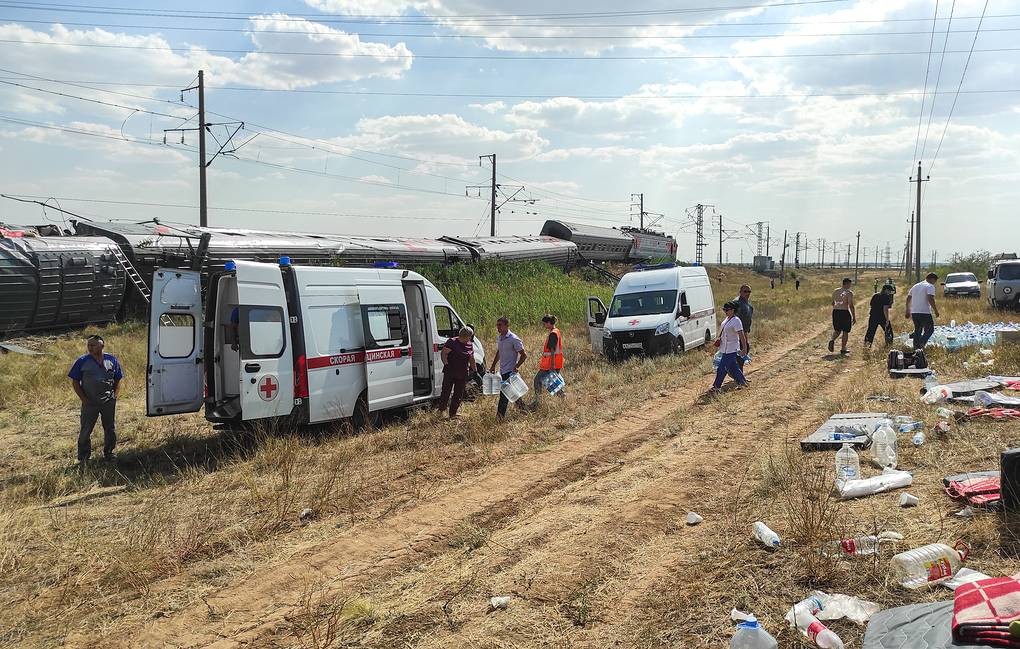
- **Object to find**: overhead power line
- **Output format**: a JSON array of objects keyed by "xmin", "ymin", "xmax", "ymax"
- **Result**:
[
  {"xmin": 1, "ymin": 38, "xmax": 1018, "ymax": 60},
  {"xmin": 920, "ymin": 0, "xmax": 956, "ymax": 161},
  {"xmin": 0, "ymin": 0, "xmax": 853, "ymax": 22},
  {"xmin": 5, "ymin": 17, "xmax": 1019, "ymax": 40},
  {"xmin": 911, "ymin": 0, "xmax": 940, "ymax": 165}
]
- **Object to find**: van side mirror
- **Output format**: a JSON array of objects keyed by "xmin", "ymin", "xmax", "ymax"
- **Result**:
[
  {"xmin": 680, "ymin": 304, "xmax": 691, "ymax": 318},
  {"xmin": 988, "ymin": 270, "xmax": 995, "ymax": 280},
  {"xmin": 594, "ymin": 312, "xmax": 606, "ymax": 325}
]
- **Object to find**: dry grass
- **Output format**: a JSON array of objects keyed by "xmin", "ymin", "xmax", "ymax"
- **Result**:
[{"xmin": 2, "ymin": 266, "xmax": 992, "ymax": 647}]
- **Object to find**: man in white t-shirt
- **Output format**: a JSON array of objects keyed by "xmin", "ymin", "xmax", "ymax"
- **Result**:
[
  {"xmin": 905, "ymin": 272, "xmax": 941, "ymax": 349},
  {"xmin": 710, "ymin": 301, "xmax": 749, "ymax": 391}
]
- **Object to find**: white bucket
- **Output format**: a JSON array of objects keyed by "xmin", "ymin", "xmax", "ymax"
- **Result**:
[
  {"xmin": 500, "ymin": 373, "xmax": 529, "ymax": 402},
  {"xmin": 482, "ymin": 373, "xmax": 501, "ymax": 396}
]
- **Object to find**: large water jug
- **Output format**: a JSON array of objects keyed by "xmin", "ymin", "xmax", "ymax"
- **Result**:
[
  {"xmin": 730, "ymin": 620, "xmax": 778, "ymax": 649},
  {"xmin": 871, "ymin": 423, "xmax": 898, "ymax": 469},
  {"xmin": 541, "ymin": 371, "xmax": 565, "ymax": 395},
  {"xmin": 500, "ymin": 373, "xmax": 528, "ymax": 402},
  {"xmin": 835, "ymin": 443, "xmax": 861, "ymax": 481},
  {"xmin": 482, "ymin": 373, "xmax": 501, "ymax": 396},
  {"xmin": 890, "ymin": 541, "xmax": 969, "ymax": 589}
]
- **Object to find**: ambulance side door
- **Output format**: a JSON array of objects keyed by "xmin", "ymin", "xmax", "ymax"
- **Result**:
[
  {"xmin": 146, "ymin": 268, "xmax": 204, "ymax": 416},
  {"xmin": 358, "ymin": 285, "xmax": 414, "ymax": 411},
  {"xmin": 587, "ymin": 296, "xmax": 607, "ymax": 354}
]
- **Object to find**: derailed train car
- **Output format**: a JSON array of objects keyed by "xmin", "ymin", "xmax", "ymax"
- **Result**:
[
  {"xmin": 0, "ymin": 219, "xmax": 581, "ymax": 336},
  {"xmin": 539, "ymin": 220, "xmax": 676, "ymax": 262}
]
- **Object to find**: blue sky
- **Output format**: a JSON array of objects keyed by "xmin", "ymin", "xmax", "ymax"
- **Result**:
[{"xmin": 0, "ymin": 0, "xmax": 1017, "ymax": 263}]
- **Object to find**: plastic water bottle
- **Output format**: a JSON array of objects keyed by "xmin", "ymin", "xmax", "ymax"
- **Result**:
[
  {"xmin": 834, "ymin": 443, "xmax": 861, "ymax": 481},
  {"xmin": 891, "ymin": 541, "xmax": 969, "ymax": 589},
  {"xmin": 541, "ymin": 371, "xmax": 565, "ymax": 395},
  {"xmin": 871, "ymin": 423, "xmax": 898, "ymax": 469},
  {"xmin": 731, "ymin": 620, "xmax": 778, "ymax": 649},
  {"xmin": 789, "ymin": 599, "xmax": 844, "ymax": 649},
  {"xmin": 911, "ymin": 430, "xmax": 926, "ymax": 446},
  {"xmin": 752, "ymin": 521, "xmax": 781, "ymax": 548},
  {"xmin": 482, "ymin": 373, "xmax": 501, "ymax": 396},
  {"xmin": 823, "ymin": 531, "xmax": 903, "ymax": 557}
]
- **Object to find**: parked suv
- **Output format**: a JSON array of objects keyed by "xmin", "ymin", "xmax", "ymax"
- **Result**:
[
  {"xmin": 988, "ymin": 260, "xmax": 1020, "ymax": 308},
  {"xmin": 942, "ymin": 272, "xmax": 981, "ymax": 298}
]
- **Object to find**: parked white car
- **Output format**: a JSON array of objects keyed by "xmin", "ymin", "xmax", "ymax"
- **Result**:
[{"xmin": 942, "ymin": 272, "xmax": 981, "ymax": 298}]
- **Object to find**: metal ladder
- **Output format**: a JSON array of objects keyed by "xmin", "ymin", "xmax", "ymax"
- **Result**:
[{"xmin": 110, "ymin": 247, "xmax": 151, "ymax": 304}]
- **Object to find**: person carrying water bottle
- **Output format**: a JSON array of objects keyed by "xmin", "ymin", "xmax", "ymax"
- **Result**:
[
  {"xmin": 709, "ymin": 302, "xmax": 748, "ymax": 392},
  {"xmin": 489, "ymin": 316, "xmax": 529, "ymax": 420},
  {"xmin": 529, "ymin": 314, "xmax": 566, "ymax": 410}
]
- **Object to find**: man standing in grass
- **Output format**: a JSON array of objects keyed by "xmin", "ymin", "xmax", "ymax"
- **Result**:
[
  {"xmin": 906, "ymin": 272, "xmax": 940, "ymax": 349},
  {"xmin": 864, "ymin": 284, "xmax": 894, "ymax": 348},
  {"xmin": 733, "ymin": 284, "xmax": 753, "ymax": 370},
  {"xmin": 68, "ymin": 334, "xmax": 123, "ymax": 465},
  {"xmin": 489, "ymin": 316, "xmax": 528, "ymax": 420},
  {"xmin": 828, "ymin": 278, "xmax": 856, "ymax": 355}
]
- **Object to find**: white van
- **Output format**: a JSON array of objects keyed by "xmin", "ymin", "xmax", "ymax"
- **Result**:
[
  {"xmin": 146, "ymin": 259, "xmax": 484, "ymax": 427},
  {"xmin": 586, "ymin": 264, "xmax": 716, "ymax": 359}
]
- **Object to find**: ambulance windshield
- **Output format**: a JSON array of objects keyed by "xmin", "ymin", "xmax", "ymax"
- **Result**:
[{"xmin": 608, "ymin": 290, "xmax": 677, "ymax": 317}]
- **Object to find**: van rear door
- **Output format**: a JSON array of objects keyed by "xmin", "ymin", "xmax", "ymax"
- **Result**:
[
  {"xmin": 358, "ymin": 285, "xmax": 414, "ymax": 410},
  {"xmin": 587, "ymin": 296, "xmax": 607, "ymax": 354},
  {"xmin": 234, "ymin": 261, "xmax": 294, "ymax": 421},
  {"xmin": 147, "ymin": 268, "xmax": 204, "ymax": 416}
]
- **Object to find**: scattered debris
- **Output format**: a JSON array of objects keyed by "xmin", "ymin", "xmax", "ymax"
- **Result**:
[
  {"xmin": 0, "ymin": 342, "xmax": 42, "ymax": 355},
  {"xmin": 899, "ymin": 493, "xmax": 919, "ymax": 507},
  {"xmin": 731, "ymin": 609, "xmax": 757, "ymax": 622},
  {"xmin": 786, "ymin": 592, "xmax": 879, "ymax": 648},
  {"xmin": 489, "ymin": 596, "xmax": 511, "ymax": 610},
  {"xmin": 824, "ymin": 531, "xmax": 903, "ymax": 557},
  {"xmin": 891, "ymin": 541, "xmax": 969, "ymax": 589},
  {"xmin": 955, "ymin": 506, "xmax": 979, "ymax": 518},
  {"xmin": 942, "ymin": 567, "xmax": 992, "ymax": 591},
  {"xmin": 299, "ymin": 508, "xmax": 315, "ymax": 522},
  {"xmin": 866, "ymin": 394, "xmax": 899, "ymax": 403},
  {"xmin": 686, "ymin": 511, "xmax": 704, "ymax": 526},
  {"xmin": 752, "ymin": 521, "xmax": 780, "ymax": 549},
  {"xmin": 835, "ymin": 468, "xmax": 913, "ymax": 500}
]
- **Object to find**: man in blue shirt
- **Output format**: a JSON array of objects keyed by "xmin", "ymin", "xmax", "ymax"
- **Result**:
[
  {"xmin": 68, "ymin": 334, "xmax": 123, "ymax": 464},
  {"xmin": 488, "ymin": 316, "xmax": 528, "ymax": 420}
]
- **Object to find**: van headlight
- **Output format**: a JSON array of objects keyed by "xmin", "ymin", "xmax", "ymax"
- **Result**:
[
  {"xmin": 603, "ymin": 328, "xmax": 612, "ymax": 338},
  {"xmin": 655, "ymin": 322, "xmax": 670, "ymax": 335}
]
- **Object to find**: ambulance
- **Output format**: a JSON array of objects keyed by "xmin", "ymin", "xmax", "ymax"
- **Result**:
[
  {"xmin": 146, "ymin": 258, "xmax": 483, "ymax": 427},
  {"xmin": 586, "ymin": 263, "xmax": 716, "ymax": 359}
]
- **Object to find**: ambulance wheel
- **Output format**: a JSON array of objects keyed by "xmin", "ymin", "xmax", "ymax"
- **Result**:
[
  {"xmin": 352, "ymin": 392, "xmax": 371, "ymax": 430},
  {"xmin": 672, "ymin": 336, "xmax": 685, "ymax": 354}
]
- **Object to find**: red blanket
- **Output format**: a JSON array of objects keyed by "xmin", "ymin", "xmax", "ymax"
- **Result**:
[{"xmin": 953, "ymin": 574, "xmax": 1020, "ymax": 647}]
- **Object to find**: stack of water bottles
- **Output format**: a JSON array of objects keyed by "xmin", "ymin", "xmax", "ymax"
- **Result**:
[
  {"xmin": 904, "ymin": 320, "xmax": 1019, "ymax": 351},
  {"xmin": 713, "ymin": 351, "xmax": 752, "ymax": 368}
]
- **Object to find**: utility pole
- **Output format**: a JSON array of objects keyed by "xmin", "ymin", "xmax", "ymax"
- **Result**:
[
  {"xmin": 765, "ymin": 223, "xmax": 770, "ymax": 257},
  {"xmin": 693, "ymin": 204, "xmax": 709, "ymax": 265},
  {"xmin": 754, "ymin": 221, "xmax": 764, "ymax": 256},
  {"xmin": 821, "ymin": 238, "xmax": 826, "ymax": 267},
  {"xmin": 910, "ymin": 162, "xmax": 930, "ymax": 283},
  {"xmin": 717, "ymin": 212, "xmax": 725, "ymax": 265},
  {"xmin": 905, "ymin": 212, "xmax": 913, "ymax": 276},
  {"xmin": 196, "ymin": 70, "xmax": 206, "ymax": 227},
  {"xmin": 854, "ymin": 231, "xmax": 861, "ymax": 282},
  {"xmin": 831, "ymin": 241, "xmax": 838, "ymax": 269},
  {"xmin": 794, "ymin": 232, "xmax": 801, "ymax": 268},
  {"xmin": 846, "ymin": 242, "xmax": 851, "ymax": 269},
  {"xmin": 484, "ymin": 154, "xmax": 496, "ymax": 236},
  {"xmin": 631, "ymin": 193, "xmax": 645, "ymax": 229},
  {"xmin": 780, "ymin": 229, "xmax": 788, "ymax": 283}
]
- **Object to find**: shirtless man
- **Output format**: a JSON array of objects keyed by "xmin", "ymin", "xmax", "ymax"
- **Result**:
[{"xmin": 827, "ymin": 278, "xmax": 856, "ymax": 355}]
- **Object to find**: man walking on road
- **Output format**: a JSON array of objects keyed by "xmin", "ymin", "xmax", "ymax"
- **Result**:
[
  {"xmin": 489, "ymin": 316, "xmax": 528, "ymax": 420},
  {"xmin": 906, "ymin": 272, "xmax": 940, "ymax": 349},
  {"xmin": 734, "ymin": 284, "xmax": 753, "ymax": 369},
  {"xmin": 864, "ymin": 284, "xmax": 894, "ymax": 348},
  {"xmin": 68, "ymin": 334, "xmax": 123, "ymax": 465},
  {"xmin": 828, "ymin": 278, "xmax": 856, "ymax": 355}
]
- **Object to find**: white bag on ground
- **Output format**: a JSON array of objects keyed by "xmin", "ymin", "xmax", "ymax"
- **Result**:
[{"xmin": 834, "ymin": 468, "xmax": 912, "ymax": 500}]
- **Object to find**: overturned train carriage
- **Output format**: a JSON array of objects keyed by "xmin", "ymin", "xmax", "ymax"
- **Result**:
[{"xmin": 0, "ymin": 235, "xmax": 127, "ymax": 334}]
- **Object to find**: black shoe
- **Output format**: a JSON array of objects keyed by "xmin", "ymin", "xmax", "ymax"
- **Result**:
[
  {"xmin": 103, "ymin": 452, "xmax": 117, "ymax": 462},
  {"xmin": 827, "ymin": 339, "xmax": 835, "ymax": 353}
]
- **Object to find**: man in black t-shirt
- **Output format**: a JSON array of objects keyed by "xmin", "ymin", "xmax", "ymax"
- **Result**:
[{"xmin": 864, "ymin": 284, "xmax": 894, "ymax": 347}]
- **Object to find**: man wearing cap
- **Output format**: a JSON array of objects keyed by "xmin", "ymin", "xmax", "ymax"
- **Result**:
[{"xmin": 68, "ymin": 334, "xmax": 123, "ymax": 464}]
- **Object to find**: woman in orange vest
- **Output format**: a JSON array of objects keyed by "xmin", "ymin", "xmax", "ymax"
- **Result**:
[{"xmin": 530, "ymin": 314, "xmax": 565, "ymax": 409}]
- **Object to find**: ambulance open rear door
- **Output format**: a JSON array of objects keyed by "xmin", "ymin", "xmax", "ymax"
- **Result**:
[
  {"xmin": 233, "ymin": 261, "xmax": 295, "ymax": 421},
  {"xmin": 147, "ymin": 268, "xmax": 204, "ymax": 416},
  {"xmin": 358, "ymin": 285, "xmax": 414, "ymax": 411}
]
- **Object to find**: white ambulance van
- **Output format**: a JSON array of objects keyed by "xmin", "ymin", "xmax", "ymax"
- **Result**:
[
  {"xmin": 146, "ymin": 258, "xmax": 483, "ymax": 427},
  {"xmin": 586, "ymin": 263, "xmax": 716, "ymax": 359}
]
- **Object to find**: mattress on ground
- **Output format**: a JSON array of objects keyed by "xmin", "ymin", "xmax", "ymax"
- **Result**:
[
  {"xmin": 891, "ymin": 368, "xmax": 935, "ymax": 378},
  {"xmin": 862, "ymin": 601, "xmax": 989, "ymax": 649},
  {"xmin": 800, "ymin": 413, "xmax": 888, "ymax": 451},
  {"xmin": 940, "ymin": 379, "xmax": 1003, "ymax": 396}
]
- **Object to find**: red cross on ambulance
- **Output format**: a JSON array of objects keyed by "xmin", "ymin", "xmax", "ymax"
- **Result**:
[{"xmin": 258, "ymin": 375, "xmax": 279, "ymax": 401}]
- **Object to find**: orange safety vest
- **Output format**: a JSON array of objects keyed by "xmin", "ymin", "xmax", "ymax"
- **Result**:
[{"xmin": 539, "ymin": 327, "xmax": 565, "ymax": 371}]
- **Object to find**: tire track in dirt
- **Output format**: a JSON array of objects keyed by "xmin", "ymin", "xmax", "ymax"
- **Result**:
[
  {"xmin": 88, "ymin": 324, "xmax": 830, "ymax": 649},
  {"xmin": 389, "ymin": 327, "xmax": 850, "ymax": 648}
]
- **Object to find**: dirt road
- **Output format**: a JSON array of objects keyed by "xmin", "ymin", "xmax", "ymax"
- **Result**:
[{"xmin": 91, "ymin": 321, "xmax": 866, "ymax": 648}]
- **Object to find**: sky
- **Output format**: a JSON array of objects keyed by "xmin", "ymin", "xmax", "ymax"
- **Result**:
[{"xmin": 0, "ymin": 0, "xmax": 1017, "ymax": 264}]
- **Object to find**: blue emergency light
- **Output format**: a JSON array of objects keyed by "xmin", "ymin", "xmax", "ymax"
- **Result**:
[
  {"xmin": 373, "ymin": 261, "xmax": 399, "ymax": 269},
  {"xmin": 279, "ymin": 256, "xmax": 291, "ymax": 267},
  {"xmin": 224, "ymin": 260, "xmax": 236, "ymax": 272},
  {"xmin": 634, "ymin": 261, "xmax": 677, "ymax": 272}
]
